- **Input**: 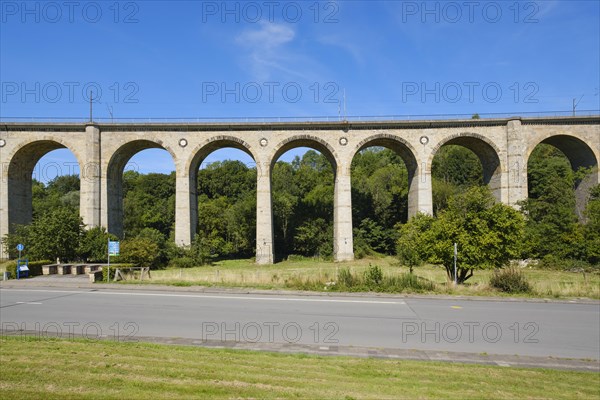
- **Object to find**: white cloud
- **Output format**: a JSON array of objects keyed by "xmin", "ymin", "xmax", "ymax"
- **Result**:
[{"xmin": 235, "ymin": 22, "xmax": 298, "ymax": 80}]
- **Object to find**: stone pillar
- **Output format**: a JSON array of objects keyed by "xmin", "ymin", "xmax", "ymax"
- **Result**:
[
  {"xmin": 256, "ymin": 161, "xmax": 274, "ymax": 265},
  {"xmin": 506, "ymin": 119, "xmax": 528, "ymax": 207},
  {"xmin": 333, "ymin": 164, "xmax": 354, "ymax": 262},
  {"xmin": 0, "ymin": 144, "xmax": 8, "ymax": 258},
  {"xmin": 407, "ymin": 159, "xmax": 433, "ymax": 217},
  {"xmin": 175, "ymin": 167, "xmax": 195, "ymax": 247},
  {"xmin": 81, "ymin": 124, "xmax": 102, "ymax": 229}
]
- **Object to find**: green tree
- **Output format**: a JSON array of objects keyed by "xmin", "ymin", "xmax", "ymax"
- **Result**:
[
  {"xmin": 26, "ymin": 207, "xmax": 84, "ymax": 261},
  {"xmin": 583, "ymin": 185, "xmax": 600, "ymax": 264},
  {"xmin": 79, "ymin": 227, "xmax": 116, "ymax": 262},
  {"xmin": 119, "ymin": 237, "xmax": 160, "ymax": 267},
  {"xmin": 396, "ymin": 213, "xmax": 434, "ymax": 273},
  {"xmin": 423, "ymin": 187, "xmax": 525, "ymax": 283},
  {"xmin": 522, "ymin": 144, "xmax": 580, "ymax": 259},
  {"xmin": 293, "ymin": 218, "xmax": 333, "ymax": 257}
]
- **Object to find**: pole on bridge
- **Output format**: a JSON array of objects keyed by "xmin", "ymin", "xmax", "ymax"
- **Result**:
[{"xmin": 89, "ymin": 91, "xmax": 93, "ymax": 122}]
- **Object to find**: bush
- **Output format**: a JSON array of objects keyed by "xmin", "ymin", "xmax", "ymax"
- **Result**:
[
  {"xmin": 168, "ymin": 257, "xmax": 196, "ymax": 269},
  {"xmin": 363, "ymin": 264, "xmax": 383, "ymax": 288},
  {"xmin": 5, "ymin": 260, "xmax": 52, "ymax": 279},
  {"xmin": 384, "ymin": 273, "xmax": 436, "ymax": 292},
  {"xmin": 490, "ymin": 266, "xmax": 532, "ymax": 294},
  {"xmin": 119, "ymin": 238, "xmax": 160, "ymax": 268},
  {"xmin": 537, "ymin": 255, "xmax": 599, "ymax": 273},
  {"xmin": 337, "ymin": 268, "xmax": 356, "ymax": 287},
  {"xmin": 333, "ymin": 266, "xmax": 436, "ymax": 293}
]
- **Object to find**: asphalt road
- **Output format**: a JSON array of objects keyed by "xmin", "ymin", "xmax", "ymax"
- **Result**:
[{"xmin": 1, "ymin": 287, "xmax": 599, "ymax": 361}]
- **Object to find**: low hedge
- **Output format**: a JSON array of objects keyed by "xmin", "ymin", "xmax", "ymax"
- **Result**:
[{"xmin": 5, "ymin": 260, "xmax": 53, "ymax": 279}]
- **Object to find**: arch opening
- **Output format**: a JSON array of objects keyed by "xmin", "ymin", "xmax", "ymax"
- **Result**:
[
  {"xmin": 3, "ymin": 142, "xmax": 81, "ymax": 259},
  {"xmin": 431, "ymin": 135, "xmax": 502, "ymax": 213},
  {"xmin": 350, "ymin": 137, "xmax": 418, "ymax": 256},
  {"xmin": 7, "ymin": 142, "xmax": 81, "ymax": 229},
  {"xmin": 270, "ymin": 139, "xmax": 337, "ymax": 262},
  {"xmin": 190, "ymin": 145, "xmax": 257, "ymax": 260},
  {"xmin": 527, "ymin": 136, "xmax": 599, "ymax": 224},
  {"xmin": 106, "ymin": 141, "xmax": 176, "ymax": 240}
]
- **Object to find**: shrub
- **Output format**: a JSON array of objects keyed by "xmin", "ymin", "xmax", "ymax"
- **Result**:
[
  {"xmin": 385, "ymin": 273, "xmax": 436, "ymax": 292},
  {"xmin": 119, "ymin": 238, "xmax": 160, "ymax": 268},
  {"xmin": 537, "ymin": 255, "xmax": 598, "ymax": 273},
  {"xmin": 364, "ymin": 264, "xmax": 383, "ymax": 288},
  {"xmin": 490, "ymin": 266, "xmax": 532, "ymax": 294},
  {"xmin": 333, "ymin": 267, "xmax": 436, "ymax": 293},
  {"xmin": 337, "ymin": 268, "xmax": 355, "ymax": 287},
  {"xmin": 168, "ymin": 257, "xmax": 196, "ymax": 269},
  {"xmin": 5, "ymin": 260, "xmax": 52, "ymax": 279}
]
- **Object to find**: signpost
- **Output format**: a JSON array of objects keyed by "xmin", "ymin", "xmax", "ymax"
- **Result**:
[
  {"xmin": 16, "ymin": 244, "xmax": 27, "ymax": 279},
  {"xmin": 107, "ymin": 240, "xmax": 120, "ymax": 282}
]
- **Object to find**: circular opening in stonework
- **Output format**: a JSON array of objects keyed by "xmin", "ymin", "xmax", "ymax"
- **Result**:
[
  {"xmin": 179, "ymin": 139, "xmax": 188, "ymax": 148},
  {"xmin": 0, "ymin": 139, "xmax": 6, "ymax": 147},
  {"xmin": 339, "ymin": 137, "xmax": 348, "ymax": 146},
  {"xmin": 419, "ymin": 136, "xmax": 429, "ymax": 145},
  {"xmin": 260, "ymin": 138, "xmax": 268, "ymax": 147}
]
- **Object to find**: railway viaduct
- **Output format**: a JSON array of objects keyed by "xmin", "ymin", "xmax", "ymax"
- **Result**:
[{"xmin": 1, "ymin": 116, "xmax": 598, "ymax": 263}]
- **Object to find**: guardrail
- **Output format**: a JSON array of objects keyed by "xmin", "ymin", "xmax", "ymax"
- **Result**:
[{"xmin": 1, "ymin": 110, "xmax": 599, "ymax": 124}]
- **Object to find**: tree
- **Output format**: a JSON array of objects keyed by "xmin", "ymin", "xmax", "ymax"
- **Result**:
[
  {"xmin": 293, "ymin": 218, "xmax": 332, "ymax": 257},
  {"xmin": 119, "ymin": 237, "xmax": 160, "ymax": 267},
  {"xmin": 431, "ymin": 145, "xmax": 483, "ymax": 214},
  {"xmin": 583, "ymin": 185, "xmax": 600, "ymax": 264},
  {"xmin": 396, "ymin": 213, "xmax": 434, "ymax": 273},
  {"xmin": 79, "ymin": 227, "xmax": 116, "ymax": 263},
  {"xmin": 522, "ymin": 144, "xmax": 579, "ymax": 259},
  {"xmin": 26, "ymin": 207, "xmax": 84, "ymax": 261},
  {"xmin": 422, "ymin": 187, "xmax": 525, "ymax": 283}
]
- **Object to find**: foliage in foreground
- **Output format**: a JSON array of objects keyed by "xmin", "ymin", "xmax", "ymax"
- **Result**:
[
  {"xmin": 396, "ymin": 187, "xmax": 526, "ymax": 284},
  {"xmin": 490, "ymin": 266, "xmax": 533, "ymax": 294},
  {"xmin": 283, "ymin": 264, "xmax": 436, "ymax": 293}
]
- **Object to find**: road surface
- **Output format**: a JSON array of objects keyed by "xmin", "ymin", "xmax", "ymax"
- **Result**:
[{"xmin": 1, "ymin": 286, "xmax": 598, "ymax": 363}]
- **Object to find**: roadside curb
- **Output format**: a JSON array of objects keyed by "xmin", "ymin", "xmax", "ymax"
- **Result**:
[{"xmin": 1, "ymin": 278, "xmax": 599, "ymax": 305}]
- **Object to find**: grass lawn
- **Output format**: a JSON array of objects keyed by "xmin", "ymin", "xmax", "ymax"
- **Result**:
[
  {"xmin": 1, "ymin": 336, "xmax": 598, "ymax": 399},
  {"xmin": 122, "ymin": 257, "xmax": 600, "ymax": 299}
]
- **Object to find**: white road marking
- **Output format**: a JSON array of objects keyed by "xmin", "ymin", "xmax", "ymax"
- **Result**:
[
  {"xmin": 0, "ymin": 289, "xmax": 405, "ymax": 305},
  {"xmin": 15, "ymin": 302, "xmax": 42, "ymax": 305}
]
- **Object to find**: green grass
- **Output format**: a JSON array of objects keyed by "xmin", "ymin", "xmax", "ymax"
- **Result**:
[
  {"xmin": 119, "ymin": 257, "xmax": 600, "ymax": 299},
  {"xmin": 1, "ymin": 336, "xmax": 598, "ymax": 399}
]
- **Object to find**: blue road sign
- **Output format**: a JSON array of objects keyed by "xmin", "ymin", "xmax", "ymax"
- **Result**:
[
  {"xmin": 16, "ymin": 244, "xmax": 24, "ymax": 252},
  {"xmin": 108, "ymin": 241, "xmax": 120, "ymax": 256}
]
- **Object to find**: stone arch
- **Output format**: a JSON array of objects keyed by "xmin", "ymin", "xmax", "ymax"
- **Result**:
[
  {"xmin": 429, "ymin": 132, "xmax": 504, "ymax": 202},
  {"xmin": 269, "ymin": 135, "xmax": 339, "ymax": 173},
  {"xmin": 527, "ymin": 134, "xmax": 598, "ymax": 173},
  {"xmin": 186, "ymin": 135, "xmax": 256, "ymax": 174},
  {"xmin": 185, "ymin": 136, "xmax": 258, "ymax": 243},
  {"xmin": 351, "ymin": 134, "xmax": 420, "ymax": 219},
  {"xmin": 527, "ymin": 134, "xmax": 599, "ymax": 220},
  {"xmin": 106, "ymin": 139, "xmax": 177, "ymax": 238},
  {"xmin": 7, "ymin": 139, "xmax": 84, "ymax": 230}
]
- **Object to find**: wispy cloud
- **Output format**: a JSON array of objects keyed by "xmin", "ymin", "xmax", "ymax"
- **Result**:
[
  {"xmin": 235, "ymin": 22, "xmax": 299, "ymax": 81},
  {"xmin": 317, "ymin": 34, "xmax": 365, "ymax": 66}
]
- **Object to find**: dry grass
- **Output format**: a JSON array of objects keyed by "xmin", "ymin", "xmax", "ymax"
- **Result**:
[{"xmin": 123, "ymin": 257, "xmax": 600, "ymax": 299}]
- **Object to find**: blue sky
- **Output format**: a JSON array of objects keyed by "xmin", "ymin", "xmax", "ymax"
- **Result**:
[{"xmin": 1, "ymin": 0, "xmax": 599, "ymax": 179}]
